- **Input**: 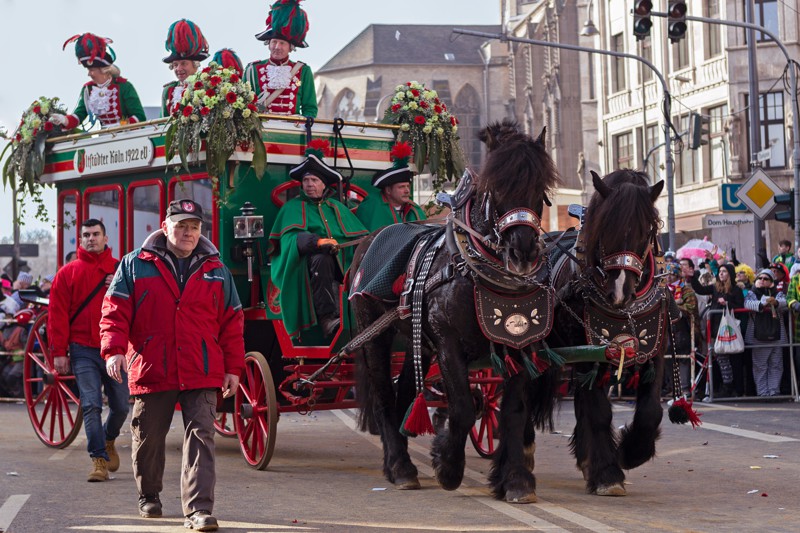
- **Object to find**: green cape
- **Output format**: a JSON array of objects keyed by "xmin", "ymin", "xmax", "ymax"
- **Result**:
[
  {"xmin": 355, "ymin": 194, "xmax": 426, "ymax": 231},
  {"xmin": 269, "ymin": 193, "xmax": 368, "ymax": 338}
]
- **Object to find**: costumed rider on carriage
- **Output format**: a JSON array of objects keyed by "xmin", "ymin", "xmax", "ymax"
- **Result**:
[
  {"xmin": 50, "ymin": 33, "xmax": 146, "ymax": 130},
  {"xmin": 244, "ymin": 0, "xmax": 317, "ymax": 117},
  {"xmin": 268, "ymin": 140, "xmax": 368, "ymax": 339},
  {"xmin": 355, "ymin": 142, "xmax": 427, "ymax": 230},
  {"xmin": 160, "ymin": 19, "xmax": 210, "ymax": 117}
]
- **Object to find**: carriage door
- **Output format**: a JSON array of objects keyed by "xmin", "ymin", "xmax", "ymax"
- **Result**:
[
  {"xmin": 127, "ymin": 180, "xmax": 165, "ymax": 250},
  {"xmin": 57, "ymin": 190, "xmax": 81, "ymax": 267},
  {"xmin": 83, "ymin": 185, "xmax": 124, "ymax": 256}
]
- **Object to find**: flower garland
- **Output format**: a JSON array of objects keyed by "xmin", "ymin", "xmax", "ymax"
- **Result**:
[
  {"xmin": 0, "ymin": 97, "xmax": 69, "ymax": 223},
  {"xmin": 164, "ymin": 61, "xmax": 266, "ymax": 179},
  {"xmin": 382, "ymin": 81, "xmax": 465, "ymax": 193}
]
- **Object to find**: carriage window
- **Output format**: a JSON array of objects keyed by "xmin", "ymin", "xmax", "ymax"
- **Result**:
[
  {"xmin": 129, "ymin": 183, "xmax": 163, "ymax": 249},
  {"xmin": 85, "ymin": 187, "xmax": 123, "ymax": 255},
  {"xmin": 58, "ymin": 192, "xmax": 79, "ymax": 266},
  {"xmin": 170, "ymin": 177, "xmax": 215, "ymax": 242}
]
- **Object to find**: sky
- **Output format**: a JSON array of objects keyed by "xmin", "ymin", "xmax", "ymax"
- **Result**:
[{"xmin": 0, "ymin": 0, "xmax": 500, "ymax": 238}]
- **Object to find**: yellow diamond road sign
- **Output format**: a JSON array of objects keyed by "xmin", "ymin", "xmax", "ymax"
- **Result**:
[{"xmin": 735, "ymin": 169, "xmax": 785, "ymax": 220}]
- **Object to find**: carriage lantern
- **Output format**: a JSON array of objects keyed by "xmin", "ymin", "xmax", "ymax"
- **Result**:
[{"xmin": 233, "ymin": 201, "xmax": 264, "ymax": 282}]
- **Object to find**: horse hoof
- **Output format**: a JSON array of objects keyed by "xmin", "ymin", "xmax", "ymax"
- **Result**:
[
  {"xmin": 396, "ymin": 477, "xmax": 421, "ymax": 490},
  {"xmin": 505, "ymin": 490, "xmax": 538, "ymax": 504},
  {"xmin": 596, "ymin": 483, "xmax": 626, "ymax": 496}
]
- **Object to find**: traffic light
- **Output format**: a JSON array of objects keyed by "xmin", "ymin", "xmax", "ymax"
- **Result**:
[
  {"xmin": 668, "ymin": 1, "xmax": 688, "ymax": 43},
  {"xmin": 633, "ymin": 1, "xmax": 653, "ymax": 41},
  {"xmin": 688, "ymin": 112, "xmax": 710, "ymax": 150},
  {"xmin": 774, "ymin": 191, "xmax": 795, "ymax": 228}
]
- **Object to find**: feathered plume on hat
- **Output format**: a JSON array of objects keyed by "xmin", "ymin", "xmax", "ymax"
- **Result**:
[
  {"xmin": 163, "ymin": 19, "xmax": 210, "ymax": 63},
  {"xmin": 63, "ymin": 33, "xmax": 116, "ymax": 68},
  {"xmin": 255, "ymin": 0, "xmax": 309, "ymax": 48},
  {"xmin": 288, "ymin": 138, "xmax": 342, "ymax": 186},
  {"xmin": 372, "ymin": 142, "xmax": 414, "ymax": 189},
  {"xmin": 211, "ymin": 48, "xmax": 243, "ymax": 74}
]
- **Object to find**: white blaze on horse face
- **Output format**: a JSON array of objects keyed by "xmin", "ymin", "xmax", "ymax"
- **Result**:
[{"xmin": 611, "ymin": 269, "xmax": 627, "ymax": 306}]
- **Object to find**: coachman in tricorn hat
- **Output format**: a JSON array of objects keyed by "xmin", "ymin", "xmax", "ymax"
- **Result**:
[{"xmin": 268, "ymin": 139, "xmax": 367, "ymax": 338}]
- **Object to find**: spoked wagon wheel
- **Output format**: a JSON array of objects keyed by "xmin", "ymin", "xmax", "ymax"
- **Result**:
[
  {"xmin": 22, "ymin": 311, "xmax": 83, "ymax": 448},
  {"xmin": 234, "ymin": 351, "xmax": 278, "ymax": 470},
  {"xmin": 469, "ymin": 369, "xmax": 502, "ymax": 458},
  {"xmin": 214, "ymin": 411, "xmax": 237, "ymax": 438}
]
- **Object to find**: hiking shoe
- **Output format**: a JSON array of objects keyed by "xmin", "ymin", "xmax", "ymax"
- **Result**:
[
  {"xmin": 184, "ymin": 510, "xmax": 218, "ymax": 531},
  {"xmin": 139, "ymin": 494, "xmax": 162, "ymax": 518},
  {"xmin": 105, "ymin": 440, "xmax": 120, "ymax": 472},
  {"xmin": 87, "ymin": 457, "xmax": 109, "ymax": 482}
]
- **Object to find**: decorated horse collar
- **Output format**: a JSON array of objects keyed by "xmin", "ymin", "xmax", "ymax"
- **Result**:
[{"xmin": 447, "ymin": 196, "xmax": 547, "ymax": 291}]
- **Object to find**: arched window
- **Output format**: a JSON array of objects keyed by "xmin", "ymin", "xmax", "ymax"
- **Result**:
[
  {"xmin": 453, "ymin": 84, "xmax": 481, "ymax": 167},
  {"xmin": 334, "ymin": 88, "xmax": 364, "ymax": 122}
]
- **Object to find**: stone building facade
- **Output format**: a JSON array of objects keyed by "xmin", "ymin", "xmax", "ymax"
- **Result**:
[{"xmin": 316, "ymin": 24, "xmax": 505, "ymax": 205}]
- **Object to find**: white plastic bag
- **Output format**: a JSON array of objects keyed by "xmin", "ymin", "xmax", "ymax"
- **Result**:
[{"xmin": 714, "ymin": 306, "xmax": 744, "ymax": 354}]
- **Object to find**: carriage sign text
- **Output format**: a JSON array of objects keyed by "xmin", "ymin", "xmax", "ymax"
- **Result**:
[{"xmin": 74, "ymin": 138, "xmax": 155, "ymax": 176}]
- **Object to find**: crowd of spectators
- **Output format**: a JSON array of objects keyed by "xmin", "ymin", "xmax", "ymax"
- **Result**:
[
  {"xmin": 0, "ymin": 257, "xmax": 71, "ymax": 398},
  {"xmin": 666, "ymin": 241, "xmax": 800, "ymax": 400}
]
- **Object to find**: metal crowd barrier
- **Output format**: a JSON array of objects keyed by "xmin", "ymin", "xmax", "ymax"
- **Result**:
[{"xmin": 702, "ymin": 307, "xmax": 800, "ymax": 403}]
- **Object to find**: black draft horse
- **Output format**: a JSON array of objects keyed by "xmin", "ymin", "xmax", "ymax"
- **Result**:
[
  {"xmin": 351, "ymin": 120, "xmax": 560, "ymax": 503},
  {"xmin": 549, "ymin": 169, "xmax": 667, "ymax": 496}
]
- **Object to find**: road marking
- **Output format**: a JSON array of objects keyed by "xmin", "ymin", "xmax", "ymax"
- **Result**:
[
  {"xmin": 699, "ymin": 422, "xmax": 798, "ymax": 443},
  {"xmin": 334, "ymin": 410, "xmax": 622, "ymax": 533},
  {"xmin": 0, "ymin": 494, "xmax": 30, "ymax": 532},
  {"xmin": 49, "ymin": 437, "xmax": 85, "ymax": 460}
]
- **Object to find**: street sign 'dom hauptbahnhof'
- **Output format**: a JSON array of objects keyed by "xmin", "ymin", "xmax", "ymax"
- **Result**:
[{"xmin": 734, "ymin": 169, "xmax": 785, "ymax": 220}]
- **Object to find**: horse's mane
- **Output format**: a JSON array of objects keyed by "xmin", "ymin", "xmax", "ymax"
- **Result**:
[
  {"xmin": 475, "ymin": 119, "xmax": 560, "ymax": 210},
  {"xmin": 582, "ymin": 169, "xmax": 661, "ymax": 263}
]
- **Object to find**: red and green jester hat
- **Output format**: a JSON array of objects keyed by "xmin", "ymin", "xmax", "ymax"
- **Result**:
[
  {"xmin": 244, "ymin": 0, "xmax": 317, "ymax": 117},
  {"xmin": 56, "ymin": 33, "xmax": 146, "ymax": 129},
  {"xmin": 268, "ymin": 140, "xmax": 368, "ymax": 338},
  {"xmin": 356, "ymin": 142, "xmax": 427, "ymax": 230},
  {"xmin": 161, "ymin": 19, "xmax": 210, "ymax": 117}
]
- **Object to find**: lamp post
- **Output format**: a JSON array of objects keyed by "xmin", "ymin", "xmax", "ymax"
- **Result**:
[
  {"xmin": 579, "ymin": 0, "xmax": 600, "ymax": 38},
  {"xmin": 650, "ymin": 10, "xmax": 800, "ymax": 253},
  {"xmin": 453, "ymin": 27, "xmax": 678, "ymax": 251}
]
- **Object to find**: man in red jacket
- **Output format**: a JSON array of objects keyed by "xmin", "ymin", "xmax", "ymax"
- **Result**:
[
  {"xmin": 50, "ymin": 219, "xmax": 128, "ymax": 482},
  {"xmin": 101, "ymin": 199, "xmax": 244, "ymax": 531}
]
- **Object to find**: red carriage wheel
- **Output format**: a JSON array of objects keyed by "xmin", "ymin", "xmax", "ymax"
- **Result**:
[
  {"xmin": 213, "ymin": 411, "xmax": 236, "ymax": 438},
  {"xmin": 469, "ymin": 369, "xmax": 502, "ymax": 458},
  {"xmin": 234, "ymin": 351, "xmax": 278, "ymax": 470},
  {"xmin": 22, "ymin": 311, "xmax": 84, "ymax": 449}
]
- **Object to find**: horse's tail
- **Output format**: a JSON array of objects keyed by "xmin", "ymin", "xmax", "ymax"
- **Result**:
[
  {"xmin": 530, "ymin": 366, "xmax": 561, "ymax": 432},
  {"xmin": 354, "ymin": 348, "xmax": 375, "ymax": 433}
]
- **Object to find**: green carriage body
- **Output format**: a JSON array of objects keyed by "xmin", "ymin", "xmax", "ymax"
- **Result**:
[{"xmin": 41, "ymin": 119, "xmax": 395, "ymax": 350}]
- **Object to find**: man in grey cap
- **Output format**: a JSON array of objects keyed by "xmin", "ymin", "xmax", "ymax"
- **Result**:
[{"xmin": 101, "ymin": 199, "xmax": 245, "ymax": 531}]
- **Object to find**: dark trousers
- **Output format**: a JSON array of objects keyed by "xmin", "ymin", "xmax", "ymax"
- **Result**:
[
  {"xmin": 308, "ymin": 253, "xmax": 343, "ymax": 318},
  {"xmin": 130, "ymin": 388, "xmax": 217, "ymax": 516}
]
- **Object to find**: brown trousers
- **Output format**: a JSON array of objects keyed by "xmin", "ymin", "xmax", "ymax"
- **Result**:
[{"xmin": 130, "ymin": 388, "xmax": 217, "ymax": 516}]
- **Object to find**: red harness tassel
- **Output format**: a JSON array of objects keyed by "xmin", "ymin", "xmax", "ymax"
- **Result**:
[
  {"xmin": 392, "ymin": 273, "xmax": 407, "ymax": 296},
  {"xmin": 401, "ymin": 393, "xmax": 435, "ymax": 437},
  {"xmin": 668, "ymin": 397, "xmax": 702, "ymax": 428}
]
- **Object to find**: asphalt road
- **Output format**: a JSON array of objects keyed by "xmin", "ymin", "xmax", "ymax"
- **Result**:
[{"xmin": 1, "ymin": 398, "xmax": 799, "ymax": 532}]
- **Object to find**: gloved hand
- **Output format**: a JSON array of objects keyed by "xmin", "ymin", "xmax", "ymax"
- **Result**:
[
  {"xmin": 792, "ymin": 301, "xmax": 800, "ymax": 313},
  {"xmin": 317, "ymin": 238, "xmax": 339, "ymax": 255},
  {"xmin": 48, "ymin": 113, "xmax": 69, "ymax": 127},
  {"xmin": 106, "ymin": 354, "xmax": 126, "ymax": 383},
  {"xmin": 317, "ymin": 238, "xmax": 339, "ymax": 248}
]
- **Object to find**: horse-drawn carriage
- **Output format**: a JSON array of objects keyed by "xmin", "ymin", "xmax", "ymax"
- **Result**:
[{"xmin": 20, "ymin": 115, "xmax": 502, "ymax": 468}]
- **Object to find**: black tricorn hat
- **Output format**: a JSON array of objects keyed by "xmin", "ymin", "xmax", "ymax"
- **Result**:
[
  {"xmin": 289, "ymin": 154, "xmax": 342, "ymax": 187},
  {"xmin": 372, "ymin": 166, "xmax": 413, "ymax": 189}
]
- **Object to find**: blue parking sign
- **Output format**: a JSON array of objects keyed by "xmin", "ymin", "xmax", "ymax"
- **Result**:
[{"xmin": 721, "ymin": 183, "xmax": 747, "ymax": 212}]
